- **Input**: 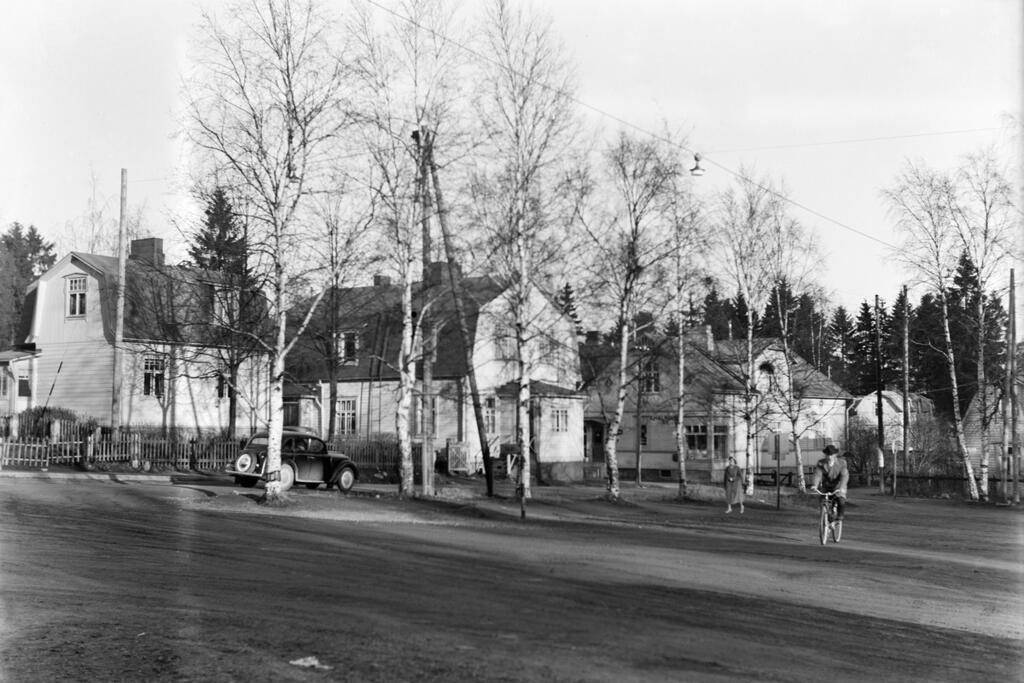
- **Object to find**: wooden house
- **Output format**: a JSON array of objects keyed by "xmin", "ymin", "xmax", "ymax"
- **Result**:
[
  {"xmin": 1, "ymin": 238, "xmax": 271, "ymax": 434},
  {"xmin": 287, "ymin": 265, "xmax": 585, "ymax": 480}
]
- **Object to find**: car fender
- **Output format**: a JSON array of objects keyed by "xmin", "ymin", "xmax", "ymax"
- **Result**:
[{"xmin": 328, "ymin": 461, "xmax": 358, "ymax": 486}]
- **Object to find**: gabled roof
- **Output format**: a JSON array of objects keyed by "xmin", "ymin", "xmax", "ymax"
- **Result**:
[
  {"xmin": 288, "ymin": 274, "xmax": 507, "ymax": 382},
  {"xmin": 578, "ymin": 335, "xmax": 748, "ymax": 408},
  {"xmin": 851, "ymin": 390, "xmax": 933, "ymax": 416},
  {"xmin": 25, "ymin": 249, "xmax": 256, "ymax": 348}
]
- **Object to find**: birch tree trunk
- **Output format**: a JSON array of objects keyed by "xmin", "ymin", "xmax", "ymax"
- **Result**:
[
  {"xmin": 603, "ymin": 320, "xmax": 630, "ymax": 500},
  {"xmin": 941, "ymin": 293, "xmax": 980, "ymax": 500},
  {"xmin": 397, "ymin": 271, "xmax": 416, "ymax": 496}
]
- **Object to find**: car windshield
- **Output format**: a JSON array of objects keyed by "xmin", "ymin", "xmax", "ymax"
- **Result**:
[{"xmin": 246, "ymin": 436, "xmax": 269, "ymax": 448}]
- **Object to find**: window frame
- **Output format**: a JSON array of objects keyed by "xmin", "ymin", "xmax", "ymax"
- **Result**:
[
  {"xmin": 67, "ymin": 275, "xmax": 87, "ymax": 317},
  {"xmin": 143, "ymin": 356, "xmax": 166, "ymax": 398},
  {"xmin": 552, "ymin": 407, "xmax": 569, "ymax": 433},
  {"xmin": 336, "ymin": 398, "xmax": 358, "ymax": 436}
]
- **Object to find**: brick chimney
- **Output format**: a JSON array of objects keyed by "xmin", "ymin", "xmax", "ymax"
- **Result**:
[{"xmin": 129, "ymin": 238, "xmax": 164, "ymax": 268}]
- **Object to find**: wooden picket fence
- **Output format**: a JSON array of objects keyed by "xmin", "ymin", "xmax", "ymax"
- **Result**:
[{"xmin": 0, "ymin": 434, "xmax": 241, "ymax": 471}]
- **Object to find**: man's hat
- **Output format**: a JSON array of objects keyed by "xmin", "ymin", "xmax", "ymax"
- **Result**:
[{"xmin": 822, "ymin": 444, "xmax": 839, "ymax": 455}]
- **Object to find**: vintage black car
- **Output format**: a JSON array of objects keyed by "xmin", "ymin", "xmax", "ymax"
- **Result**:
[{"xmin": 227, "ymin": 429, "xmax": 358, "ymax": 492}]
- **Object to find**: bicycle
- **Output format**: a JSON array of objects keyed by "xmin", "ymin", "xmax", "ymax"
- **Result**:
[{"xmin": 810, "ymin": 488, "xmax": 842, "ymax": 545}]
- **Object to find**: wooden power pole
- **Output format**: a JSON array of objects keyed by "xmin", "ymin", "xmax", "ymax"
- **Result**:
[
  {"xmin": 111, "ymin": 168, "xmax": 127, "ymax": 433},
  {"xmin": 1011, "ymin": 269, "xmax": 1020, "ymax": 504},
  {"xmin": 900, "ymin": 286, "xmax": 909, "ymax": 498},
  {"xmin": 874, "ymin": 294, "xmax": 885, "ymax": 494}
]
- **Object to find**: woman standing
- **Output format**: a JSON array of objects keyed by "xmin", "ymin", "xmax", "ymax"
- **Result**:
[{"xmin": 723, "ymin": 456, "xmax": 745, "ymax": 513}]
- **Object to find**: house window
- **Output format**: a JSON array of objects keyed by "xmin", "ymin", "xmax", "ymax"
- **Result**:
[
  {"xmin": 686, "ymin": 425, "xmax": 709, "ymax": 457},
  {"xmin": 216, "ymin": 372, "xmax": 235, "ymax": 399},
  {"xmin": 484, "ymin": 397, "xmax": 497, "ymax": 435},
  {"xmin": 640, "ymin": 423, "xmax": 648, "ymax": 446},
  {"xmin": 339, "ymin": 331, "xmax": 358, "ymax": 363},
  {"xmin": 552, "ymin": 408, "xmax": 569, "ymax": 433},
  {"xmin": 0, "ymin": 371, "xmax": 7, "ymax": 397},
  {"xmin": 639, "ymin": 358, "xmax": 661, "ymax": 393},
  {"xmin": 143, "ymin": 357, "xmax": 165, "ymax": 398},
  {"xmin": 17, "ymin": 372, "xmax": 30, "ymax": 398},
  {"xmin": 68, "ymin": 276, "xmax": 87, "ymax": 317},
  {"xmin": 337, "ymin": 398, "xmax": 357, "ymax": 435},
  {"xmin": 496, "ymin": 334, "xmax": 516, "ymax": 361}
]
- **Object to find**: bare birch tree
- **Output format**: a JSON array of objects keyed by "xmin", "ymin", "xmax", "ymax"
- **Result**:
[
  {"xmin": 667, "ymin": 187, "xmax": 707, "ymax": 499},
  {"xmin": 186, "ymin": 0, "xmax": 351, "ymax": 503},
  {"xmin": 473, "ymin": 0, "xmax": 578, "ymax": 507},
  {"xmin": 884, "ymin": 160, "xmax": 980, "ymax": 500},
  {"xmin": 349, "ymin": 0, "xmax": 469, "ymax": 496},
  {"xmin": 760, "ymin": 208, "xmax": 837, "ymax": 492},
  {"xmin": 576, "ymin": 132, "xmax": 681, "ymax": 500},
  {"xmin": 947, "ymin": 148, "xmax": 1016, "ymax": 500},
  {"xmin": 712, "ymin": 169, "xmax": 789, "ymax": 494}
]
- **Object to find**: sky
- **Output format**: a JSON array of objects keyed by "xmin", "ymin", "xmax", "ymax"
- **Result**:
[{"xmin": 1, "ymin": 0, "xmax": 1020, "ymax": 315}]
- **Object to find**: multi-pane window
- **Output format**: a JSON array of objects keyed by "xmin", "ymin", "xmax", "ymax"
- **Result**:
[
  {"xmin": 0, "ymin": 371, "xmax": 8, "ymax": 397},
  {"xmin": 483, "ymin": 397, "xmax": 497, "ymax": 435},
  {"xmin": 552, "ymin": 408, "xmax": 569, "ymax": 433},
  {"xmin": 68, "ymin": 276, "xmax": 87, "ymax": 316},
  {"xmin": 17, "ymin": 372, "xmax": 30, "ymax": 398},
  {"xmin": 339, "ymin": 332, "xmax": 358, "ymax": 362},
  {"xmin": 685, "ymin": 424, "xmax": 729, "ymax": 459},
  {"xmin": 216, "ymin": 372, "xmax": 235, "ymax": 399},
  {"xmin": 337, "ymin": 398, "xmax": 357, "ymax": 435},
  {"xmin": 639, "ymin": 358, "xmax": 661, "ymax": 393},
  {"xmin": 640, "ymin": 423, "xmax": 648, "ymax": 446},
  {"xmin": 143, "ymin": 357, "xmax": 165, "ymax": 398}
]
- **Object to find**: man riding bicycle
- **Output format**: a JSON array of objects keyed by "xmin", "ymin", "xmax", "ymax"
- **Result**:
[{"xmin": 811, "ymin": 445, "xmax": 849, "ymax": 527}]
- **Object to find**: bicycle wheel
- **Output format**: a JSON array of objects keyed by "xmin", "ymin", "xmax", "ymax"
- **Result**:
[
  {"xmin": 832, "ymin": 519, "xmax": 842, "ymax": 543},
  {"xmin": 819, "ymin": 504, "xmax": 829, "ymax": 545}
]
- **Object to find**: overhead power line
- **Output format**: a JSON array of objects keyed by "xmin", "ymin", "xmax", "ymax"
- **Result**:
[
  {"xmin": 708, "ymin": 127, "xmax": 1001, "ymax": 154},
  {"xmin": 362, "ymin": 0, "xmax": 903, "ymax": 250}
]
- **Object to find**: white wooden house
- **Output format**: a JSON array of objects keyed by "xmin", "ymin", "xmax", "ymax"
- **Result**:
[
  {"xmin": 580, "ymin": 329, "xmax": 850, "ymax": 483},
  {"xmin": 287, "ymin": 265, "xmax": 585, "ymax": 480},
  {"xmin": 1, "ymin": 238, "xmax": 270, "ymax": 434}
]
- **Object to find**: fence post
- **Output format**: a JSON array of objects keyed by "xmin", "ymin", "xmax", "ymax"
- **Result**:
[{"xmin": 9, "ymin": 414, "xmax": 18, "ymax": 440}]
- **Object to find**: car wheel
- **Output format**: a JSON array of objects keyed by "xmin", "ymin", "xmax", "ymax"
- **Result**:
[
  {"xmin": 234, "ymin": 452, "xmax": 256, "ymax": 474},
  {"xmin": 234, "ymin": 476, "xmax": 258, "ymax": 488},
  {"xmin": 335, "ymin": 467, "xmax": 356, "ymax": 492},
  {"xmin": 305, "ymin": 483, "xmax": 320, "ymax": 490},
  {"xmin": 278, "ymin": 463, "xmax": 295, "ymax": 491}
]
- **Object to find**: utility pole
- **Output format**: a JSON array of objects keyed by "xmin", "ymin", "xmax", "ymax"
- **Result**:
[
  {"xmin": 1010, "ymin": 269, "xmax": 1019, "ymax": 504},
  {"xmin": 634, "ymin": 378, "xmax": 644, "ymax": 487},
  {"xmin": 874, "ymin": 295, "xmax": 885, "ymax": 494},
  {"xmin": 900, "ymin": 286, "xmax": 909, "ymax": 498},
  {"xmin": 413, "ymin": 128, "xmax": 434, "ymax": 497},
  {"xmin": 1001, "ymin": 275, "xmax": 1011, "ymax": 503},
  {"xmin": 111, "ymin": 168, "xmax": 127, "ymax": 434},
  {"xmin": 425, "ymin": 132, "xmax": 495, "ymax": 496}
]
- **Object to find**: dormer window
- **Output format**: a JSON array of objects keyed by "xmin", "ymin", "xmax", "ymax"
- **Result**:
[
  {"xmin": 339, "ymin": 331, "xmax": 358, "ymax": 363},
  {"xmin": 67, "ymin": 276, "xmax": 87, "ymax": 317}
]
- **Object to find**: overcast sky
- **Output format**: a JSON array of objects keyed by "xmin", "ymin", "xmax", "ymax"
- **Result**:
[{"xmin": 1, "ymin": 0, "xmax": 1020, "ymax": 313}]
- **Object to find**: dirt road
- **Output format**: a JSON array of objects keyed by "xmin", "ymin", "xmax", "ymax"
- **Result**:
[{"xmin": 0, "ymin": 476, "xmax": 1021, "ymax": 682}]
